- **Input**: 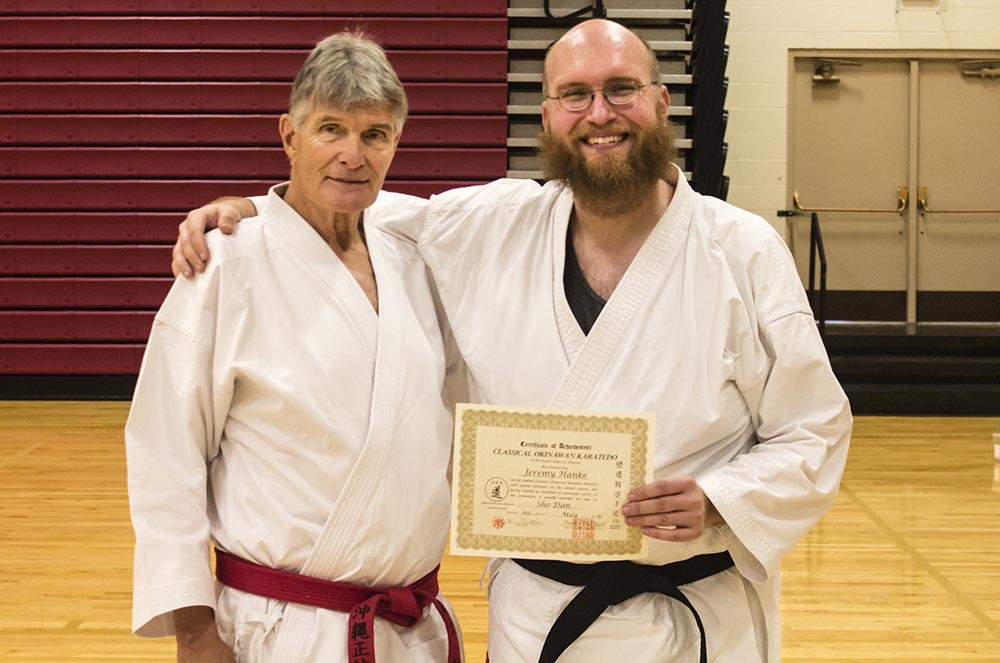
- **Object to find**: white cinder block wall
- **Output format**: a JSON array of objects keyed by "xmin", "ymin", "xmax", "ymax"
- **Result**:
[{"xmin": 721, "ymin": 0, "xmax": 1000, "ymax": 232}]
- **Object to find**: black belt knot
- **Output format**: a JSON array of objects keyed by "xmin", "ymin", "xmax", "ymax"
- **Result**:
[{"xmin": 514, "ymin": 551, "xmax": 734, "ymax": 663}]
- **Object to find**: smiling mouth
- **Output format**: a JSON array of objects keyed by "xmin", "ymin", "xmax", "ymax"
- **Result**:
[
  {"xmin": 329, "ymin": 177, "xmax": 368, "ymax": 185},
  {"xmin": 582, "ymin": 133, "xmax": 628, "ymax": 146}
]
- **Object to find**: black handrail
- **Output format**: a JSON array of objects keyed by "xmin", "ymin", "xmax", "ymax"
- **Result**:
[
  {"xmin": 809, "ymin": 212, "xmax": 828, "ymax": 336},
  {"xmin": 778, "ymin": 209, "xmax": 828, "ymax": 336}
]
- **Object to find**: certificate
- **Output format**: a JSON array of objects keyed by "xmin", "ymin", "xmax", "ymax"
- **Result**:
[{"xmin": 450, "ymin": 403, "xmax": 654, "ymax": 561}]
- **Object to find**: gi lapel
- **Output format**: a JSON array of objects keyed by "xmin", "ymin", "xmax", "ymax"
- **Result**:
[
  {"xmin": 266, "ymin": 190, "xmax": 379, "ymax": 351},
  {"xmin": 299, "ymin": 216, "xmax": 403, "ymax": 577},
  {"xmin": 268, "ymin": 206, "xmax": 406, "ymax": 661},
  {"xmin": 550, "ymin": 186, "xmax": 587, "ymax": 365},
  {"xmin": 549, "ymin": 173, "xmax": 696, "ymax": 411}
]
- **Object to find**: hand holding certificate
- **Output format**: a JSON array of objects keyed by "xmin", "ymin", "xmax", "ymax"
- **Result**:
[{"xmin": 450, "ymin": 403, "xmax": 654, "ymax": 561}]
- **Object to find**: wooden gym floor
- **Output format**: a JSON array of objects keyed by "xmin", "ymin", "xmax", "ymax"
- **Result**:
[{"xmin": 1, "ymin": 401, "xmax": 998, "ymax": 662}]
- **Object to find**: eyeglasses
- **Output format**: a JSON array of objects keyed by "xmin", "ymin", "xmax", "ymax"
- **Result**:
[{"xmin": 545, "ymin": 81, "xmax": 652, "ymax": 113}]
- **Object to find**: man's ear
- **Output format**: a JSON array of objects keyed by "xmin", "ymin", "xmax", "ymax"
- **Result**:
[
  {"xmin": 279, "ymin": 113, "xmax": 297, "ymax": 162},
  {"xmin": 658, "ymin": 84, "xmax": 671, "ymax": 116},
  {"xmin": 541, "ymin": 100, "xmax": 550, "ymax": 132}
]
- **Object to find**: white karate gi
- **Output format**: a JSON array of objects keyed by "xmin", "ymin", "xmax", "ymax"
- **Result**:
[
  {"xmin": 399, "ymin": 166, "xmax": 852, "ymax": 663},
  {"xmin": 126, "ymin": 185, "xmax": 459, "ymax": 662}
]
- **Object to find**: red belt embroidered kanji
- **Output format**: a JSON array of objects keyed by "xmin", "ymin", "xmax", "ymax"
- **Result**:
[{"xmin": 215, "ymin": 548, "xmax": 461, "ymax": 663}]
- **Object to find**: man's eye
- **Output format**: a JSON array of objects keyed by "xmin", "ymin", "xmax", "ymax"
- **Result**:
[
  {"xmin": 608, "ymin": 84, "xmax": 638, "ymax": 95},
  {"xmin": 561, "ymin": 90, "xmax": 591, "ymax": 102}
]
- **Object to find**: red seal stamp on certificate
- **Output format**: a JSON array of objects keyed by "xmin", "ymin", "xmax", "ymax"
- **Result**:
[{"xmin": 572, "ymin": 517, "xmax": 596, "ymax": 540}]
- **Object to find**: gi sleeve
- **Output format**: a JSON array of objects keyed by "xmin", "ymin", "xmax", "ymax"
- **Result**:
[
  {"xmin": 125, "ymin": 268, "xmax": 234, "ymax": 637},
  {"xmin": 248, "ymin": 193, "xmax": 270, "ymax": 217},
  {"xmin": 699, "ymin": 225, "xmax": 852, "ymax": 584}
]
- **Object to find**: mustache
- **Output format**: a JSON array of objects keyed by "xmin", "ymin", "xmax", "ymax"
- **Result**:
[{"xmin": 569, "ymin": 124, "xmax": 633, "ymax": 141}]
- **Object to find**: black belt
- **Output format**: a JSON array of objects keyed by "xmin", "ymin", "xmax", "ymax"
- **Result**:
[{"xmin": 514, "ymin": 552, "xmax": 735, "ymax": 663}]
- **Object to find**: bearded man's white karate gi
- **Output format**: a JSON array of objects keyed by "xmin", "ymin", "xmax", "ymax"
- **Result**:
[
  {"xmin": 126, "ymin": 186, "xmax": 460, "ymax": 662},
  {"xmin": 386, "ymin": 165, "xmax": 852, "ymax": 663}
]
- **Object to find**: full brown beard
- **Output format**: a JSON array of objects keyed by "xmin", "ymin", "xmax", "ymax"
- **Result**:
[{"xmin": 538, "ymin": 110, "xmax": 676, "ymax": 217}]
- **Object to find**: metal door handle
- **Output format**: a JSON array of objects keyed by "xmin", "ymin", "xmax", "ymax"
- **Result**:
[
  {"xmin": 793, "ymin": 187, "xmax": 908, "ymax": 214},
  {"xmin": 917, "ymin": 187, "xmax": 1000, "ymax": 214}
]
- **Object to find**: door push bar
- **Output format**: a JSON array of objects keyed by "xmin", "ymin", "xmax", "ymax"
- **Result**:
[
  {"xmin": 917, "ymin": 187, "xmax": 1000, "ymax": 215},
  {"xmin": 793, "ymin": 186, "xmax": 908, "ymax": 214}
]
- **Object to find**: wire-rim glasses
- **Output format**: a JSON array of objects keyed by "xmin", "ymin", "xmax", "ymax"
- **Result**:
[{"xmin": 545, "ymin": 81, "xmax": 652, "ymax": 113}]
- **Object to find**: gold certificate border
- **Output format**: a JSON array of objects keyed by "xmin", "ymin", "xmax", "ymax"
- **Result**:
[{"xmin": 454, "ymin": 408, "xmax": 649, "ymax": 555}]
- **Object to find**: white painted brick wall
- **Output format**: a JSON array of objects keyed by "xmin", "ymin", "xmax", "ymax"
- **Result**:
[{"xmin": 720, "ymin": 0, "xmax": 1000, "ymax": 231}]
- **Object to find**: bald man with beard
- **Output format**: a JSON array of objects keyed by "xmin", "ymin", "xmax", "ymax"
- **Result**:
[{"xmin": 171, "ymin": 19, "xmax": 851, "ymax": 663}]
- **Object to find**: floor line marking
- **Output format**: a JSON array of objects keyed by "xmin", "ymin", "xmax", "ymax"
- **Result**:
[{"xmin": 841, "ymin": 481, "xmax": 1000, "ymax": 639}]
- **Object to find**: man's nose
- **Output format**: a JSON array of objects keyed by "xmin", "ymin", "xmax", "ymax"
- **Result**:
[
  {"xmin": 585, "ymin": 91, "xmax": 617, "ymax": 124},
  {"xmin": 337, "ymin": 135, "xmax": 365, "ymax": 168}
]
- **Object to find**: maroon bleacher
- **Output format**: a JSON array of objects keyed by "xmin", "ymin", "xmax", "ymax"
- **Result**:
[
  {"xmin": 1, "ymin": 49, "xmax": 507, "ymax": 81},
  {"xmin": 0, "ymin": 4, "xmax": 508, "ymax": 385},
  {"xmin": 0, "ymin": 114, "xmax": 507, "ymax": 146}
]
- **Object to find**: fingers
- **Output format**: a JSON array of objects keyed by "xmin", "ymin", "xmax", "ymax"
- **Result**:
[
  {"xmin": 623, "ymin": 502, "xmax": 706, "ymax": 542},
  {"xmin": 171, "ymin": 240, "xmax": 191, "ymax": 278},
  {"xmin": 625, "ymin": 506, "xmax": 703, "ymax": 529},
  {"xmin": 170, "ymin": 199, "xmax": 253, "ymax": 277},
  {"xmin": 216, "ymin": 209, "xmax": 239, "ymax": 235},
  {"xmin": 638, "ymin": 522, "xmax": 705, "ymax": 543},
  {"xmin": 625, "ymin": 477, "xmax": 692, "ymax": 503},
  {"xmin": 621, "ymin": 476, "xmax": 709, "ymax": 542},
  {"xmin": 185, "ymin": 215, "xmax": 211, "ymax": 266},
  {"xmin": 171, "ymin": 207, "xmax": 217, "ymax": 278},
  {"xmin": 623, "ymin": 478, "xmax": 702, "ymax": 517},
  {"xmin": 171, "ymin": 220, "xmax": 206, "ymax": 278}
]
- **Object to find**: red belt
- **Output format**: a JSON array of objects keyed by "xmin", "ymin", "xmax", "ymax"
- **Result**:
[{"xmin": 215, "ymin": 548, "xmax": 461, "ymax": 663}]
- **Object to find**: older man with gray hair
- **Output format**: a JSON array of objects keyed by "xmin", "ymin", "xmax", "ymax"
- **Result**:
[{"xmin": 126, "ymin": 31, "xmax": 462, "ymax": 663}]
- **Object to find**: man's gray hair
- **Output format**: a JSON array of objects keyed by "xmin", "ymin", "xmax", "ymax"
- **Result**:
[{"xmin": 289, "ymin": 31, "xmax": 408, "ymax": 133}]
